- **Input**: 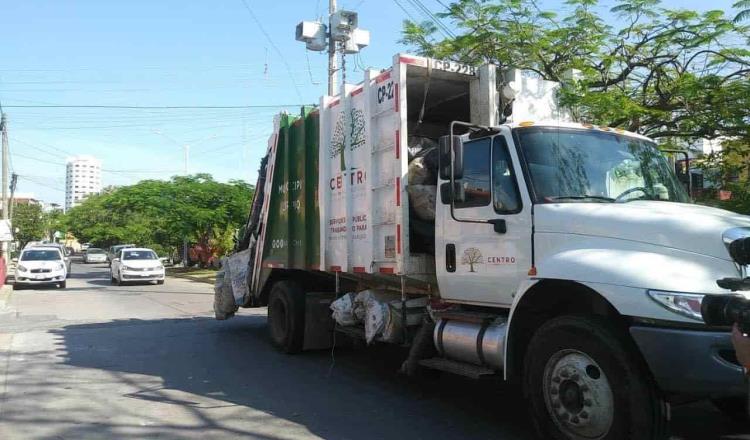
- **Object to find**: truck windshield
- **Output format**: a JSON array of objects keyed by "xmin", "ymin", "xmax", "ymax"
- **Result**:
[{"xmin": 515, "ymin": 127, "xmax": 689, "ymax": 204}]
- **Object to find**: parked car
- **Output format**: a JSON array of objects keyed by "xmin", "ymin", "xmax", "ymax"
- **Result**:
[
  {"xmin": 28, "ymin": 243, "xmax": 72, "ymax": 273},
  {"xmin": 83, "ymin": 247, "xmax": 107, "ymax": 264},
  {"xmin": 13, "ymin": 247, "xmax": 67, "ymax": 290},
  {"xmin": 110, "ymin": 248, "xmax": 165, "ymax": 285},
  {"xmin": 107, "ymin": 244, "xmax": 135, "ymax": 266}
]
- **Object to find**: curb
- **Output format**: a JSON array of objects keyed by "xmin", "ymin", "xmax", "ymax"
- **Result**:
[{"xmin": 167, "ymin": 272, "xmax": 217, "ymax": 285}]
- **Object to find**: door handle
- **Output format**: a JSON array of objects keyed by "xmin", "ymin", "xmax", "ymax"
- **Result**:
[
  {"xmin": 488, "ymin": 219, "xmax": 507, "ymax": 234},
  {"xmin": 446, "ymin": 244, "xmax": 456, "ymax": 272}
]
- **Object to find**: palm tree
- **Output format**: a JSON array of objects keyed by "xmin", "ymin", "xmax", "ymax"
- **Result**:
[{"xmin": 734, "ymin": 0, "xmax": 750, "ymax": 22}]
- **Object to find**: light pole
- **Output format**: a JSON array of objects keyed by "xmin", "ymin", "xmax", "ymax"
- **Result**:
[{"xmin": 151, "ymin": 129, "xmax": 218, "ymax": 267}]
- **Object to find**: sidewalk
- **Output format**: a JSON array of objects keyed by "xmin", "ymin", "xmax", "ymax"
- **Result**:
[
  {"xmin": 0, "ymin": 284, "xmax": 12, "ymax": 310},
  {"xmin": 166, "ymin": 267, "xmax": 218, "ymax": 285}
]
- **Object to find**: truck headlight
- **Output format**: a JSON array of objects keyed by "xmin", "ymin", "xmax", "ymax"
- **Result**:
[
  {"xmin": 56, "ymin": 263, "xmax": 65, "ymax": 270},
  {"xmin": 121, "ymin": 265, "xmax": 132, "ymax": 271},
  {"xmin": 17, "ymin": 265, "xmax": 28, "ymax": 272},
  {"xmin": 647, "ymin": 290, "xmax": 705, "ymax": 321}
]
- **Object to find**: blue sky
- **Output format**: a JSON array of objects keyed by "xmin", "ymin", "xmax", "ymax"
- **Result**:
[{"xmin": 1, "ymin": 0, "xmax": 737, "ymax": 205}]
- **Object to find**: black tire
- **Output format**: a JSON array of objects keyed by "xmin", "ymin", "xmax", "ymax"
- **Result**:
[
  {"xmin": 59, "ymin": 281, "xmax": 66, "ymax": 289},
  {"xmin": 523, "ymin": 315, "xmax": 668, "ymax": 440},
  {"xmin": 267, "ymin": 280, "xmax": 306, "ymax": 354},
  {"xmin": 157, "ymin": 280, "xmax": 164, "ymax": 285},
  {"xmin": 110, "ymin": 275, "xmax": 116, "ymax": 285},
  {"xmin": 712, "ymin": 396, "xmax": 749, "ymax": 422},
  {"xmin": 12, "ymin": 284, "xmax": 21, "ymax": 291},
  {"xmin": 116, "ymin": 273, "xmax": 123, "ymax": 286}
]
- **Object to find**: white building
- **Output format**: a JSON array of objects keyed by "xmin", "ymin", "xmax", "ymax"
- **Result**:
[{"xmin": 65, "ymin": 155, "xmax": 102, "ymax": 211}]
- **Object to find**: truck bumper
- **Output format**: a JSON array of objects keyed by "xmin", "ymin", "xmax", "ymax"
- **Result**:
[{"xmin": 630, "ymin": 325, "xmax": 745, "ymax": 398}]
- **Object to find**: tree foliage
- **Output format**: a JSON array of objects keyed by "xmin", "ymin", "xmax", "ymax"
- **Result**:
[
  {"xmin": 64, "ymin": 174, "xmax": 253, "ymax": 257},
  {"xmin": 12, "ymin": 203, "xmax": 46, "ymax": 249},
  {"xmin": 400, "ymin": 0, "xmax": 750, "ymax": 142}
]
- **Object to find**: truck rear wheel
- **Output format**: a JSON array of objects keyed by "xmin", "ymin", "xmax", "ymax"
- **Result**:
[
  {"xmin": 267, "ymin": 280, "xmax": 305, "ymax": 354},
  {"xmin": 523, "ymin": 315, "xmax": 668, "ymax": 440}
]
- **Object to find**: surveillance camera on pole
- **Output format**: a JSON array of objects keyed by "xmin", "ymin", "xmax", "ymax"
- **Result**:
[
  {"xmin": 296, "ymin": 7, "xmax": 369, "ymax": 95},
  {"xmin": 295, "ymin": 21, "xmax": 327, "ymax": 52}
]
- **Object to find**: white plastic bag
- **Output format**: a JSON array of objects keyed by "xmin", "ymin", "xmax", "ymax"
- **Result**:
[{"xmin": 330, "ymin": 292, "xmax": 359, "ymax": 326}]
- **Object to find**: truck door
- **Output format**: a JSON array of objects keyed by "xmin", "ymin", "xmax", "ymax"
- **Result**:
[{"xmin": 435, "ymin": 130, "xmax": 533, "ymax": 306}]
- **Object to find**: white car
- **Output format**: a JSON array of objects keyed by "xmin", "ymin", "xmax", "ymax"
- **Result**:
[
  {"xmin": 110, "ymin": 248, "xmax": 165, "ymax": 285},
  {"xmin": 14, "ymin": 247, "xmax": 67, "ymax": 290},
  {"xmin": 83, "ymin": 247, "xmax": 108, "ymax": 264}
]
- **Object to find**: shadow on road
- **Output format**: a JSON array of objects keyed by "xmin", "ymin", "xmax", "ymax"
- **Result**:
[
  {"xmin": 2, "ymin": 314, "xmax": 745, "ymax": 439},
  {"xmin": 27, "ymin": 316, "xmax": 534, "ymax": 440}
]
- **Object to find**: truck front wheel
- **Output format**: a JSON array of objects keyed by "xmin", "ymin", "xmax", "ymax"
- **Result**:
[
  {"xmin": 523, "ymin": 315, "xmax": 668, "ymax": 440},
  {"xmin": 267, "ymin": 280, "xmax": 305, "ymax": 354}
]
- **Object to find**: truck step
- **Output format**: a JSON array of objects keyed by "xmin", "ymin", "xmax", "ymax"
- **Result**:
[{"xmin": 418, "ymin": 357, "xmax": 497, "ymax": 379}]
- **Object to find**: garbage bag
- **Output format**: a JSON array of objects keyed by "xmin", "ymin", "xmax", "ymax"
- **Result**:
[
  {"xmin": 382, "ymin": 296, "xmax": 429, "ymax": 343},
  {"xmin": 330, "ymin": 292, "xmax": 359, "ymax": 326},
  {"xmin": 213, "ymin": 265, "xmax": 237, "ymax": 320},
  {"xmin": 408, "ymin": 185, "xmax": 437, "ymax": 221}
]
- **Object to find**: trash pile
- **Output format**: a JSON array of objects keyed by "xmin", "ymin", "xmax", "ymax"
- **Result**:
[
  {"xmin": 407, "ymin": 137, "xmax": 439, "ymax": 222},
  {"xmin": 330, "ymin": 289, "xmax": 429, "ymax": 344}
]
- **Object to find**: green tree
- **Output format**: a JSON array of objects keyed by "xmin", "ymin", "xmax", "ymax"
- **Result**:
[
  {"xmin": 63, "ymin": 174, "xmax": 253, "ymax": 258},
  {"xmin": 734, "ymin": 0, "xmax": 750, "ymax": 22},
  {"xmin": 12, "ymin": 203, "xmax": 46, "ymax": 249},
  {"xmin": 400, "ymin": 0, "xmax": 750, "ymax": 142}
]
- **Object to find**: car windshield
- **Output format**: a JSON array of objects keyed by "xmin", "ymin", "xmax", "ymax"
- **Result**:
[
  {"xmin": 122, "ymin": 250, "xmax": 157, "ymax": 260},
  {"xmin": 21, "ymin": 250, "xmax": 61, "ymax": 261},
  {"xmin": 87, "ymin": 248, "xmax": 105, "ymax": 254},
  {"xmin": 515, "ymin": 127, "xmax": 690, "ymax": 204}
]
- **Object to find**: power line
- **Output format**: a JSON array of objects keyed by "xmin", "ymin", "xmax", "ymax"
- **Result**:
[
  {"xmin": 404, "ymin": 0, "xmax": 455, "ymax": 38},
  {"xmin": 238, "ymin": 0, "xmax": 305, "ymax": 102},
  {"xmin": 4, "ymin": 104, "xmax": 312, "ymax": 109},
  {"xmin": 393, "ymin": 0, "xmax": 420, "ymax": 22},
  {"xmin": 17, "ymin": 175, "xmax": 66, "ymax": 193}
]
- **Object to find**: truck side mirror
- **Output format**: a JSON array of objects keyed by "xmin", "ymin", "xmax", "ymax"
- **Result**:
[{"xmin": 438, "ymin": 135, "xmax": 464, "ymax": 180}]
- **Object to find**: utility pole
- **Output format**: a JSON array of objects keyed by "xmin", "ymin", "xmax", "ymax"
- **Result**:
[
  {"xmin": 8, "ymin": 173, "xmax": 17, "ymax": 222},
  {"xmin": 1, "ymin": 113, "xmax": 8, "ymax": 222},
  {"xmin": 328, "ymin": 0, "xmax": 338, "ymax": 96},
  {"xmin": 183, "ymin": 144, "xmax": 189, "ymax": 175}
]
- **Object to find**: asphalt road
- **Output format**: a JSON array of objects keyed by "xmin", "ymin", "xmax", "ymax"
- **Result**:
[{"xmin": 0, "ymin": 259, "xmax": 746, "ymax": 439}]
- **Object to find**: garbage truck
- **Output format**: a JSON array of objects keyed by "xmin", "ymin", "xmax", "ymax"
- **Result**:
[{"xmin": 215, "ymin": 53, "xmax": 750, "ymax": 439}]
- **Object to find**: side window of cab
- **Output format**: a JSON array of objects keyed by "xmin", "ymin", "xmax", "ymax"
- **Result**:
[{"xmin": 454, "ymin": 137, "xmax": 492, "ymax": 209}]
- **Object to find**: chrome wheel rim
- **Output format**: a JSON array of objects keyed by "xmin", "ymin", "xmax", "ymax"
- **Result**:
[{"xmin": 542, "ymin": 349, "xmax": 614, "ymax": 439}]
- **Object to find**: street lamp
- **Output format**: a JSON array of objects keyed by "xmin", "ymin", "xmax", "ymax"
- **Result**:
[
  {"xmin": 151, "ymin": 129, "xmax": 217, "ymax": 175},
  {"xmin": 150, "ymin": 129, "xmax": 218, "ymax": 268}
]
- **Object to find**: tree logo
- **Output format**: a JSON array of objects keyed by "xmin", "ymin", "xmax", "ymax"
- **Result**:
[
  {"xmin": 461, "ymin": 247, "xmax": 484, "ymax": 272},
  {"xmin": 330, "ymin": 108, "xmax": 366, "ymax": 171}
]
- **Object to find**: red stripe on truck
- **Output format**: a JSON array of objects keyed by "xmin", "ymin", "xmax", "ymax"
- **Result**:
[
  {"xmin": 395, "ymin": 177, "xmax": 401, "ymax": 206},
  {"xmin": 395, "ymin": 130, "xmax": 400, "ymax": 159},
  {"xmin": 329, "ymin": 99, "xmax": 340, "ymax": 108},
  {"xmin": 353, "ymin": 266, "xmax": 366, "ymax": 273},
  {"xmin": 379, "ymin": 267, "xmax": 394, "ymax": 274},
  {"xmin": 397, "ymin": 224, "xmax": 402, "ymax": 254},
  {"xmin": 399, "ymin": 56, "xmax": 419, "ymax": 65},
  {"xmin": 375, "ymin": 71, "xmax": 391, "ymax": 84},
  {"xmin": 351, "ymin": 87, "xmax": 363, "ymax": 97}
]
